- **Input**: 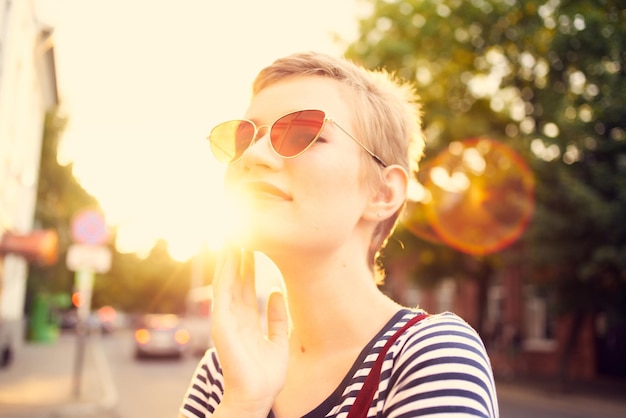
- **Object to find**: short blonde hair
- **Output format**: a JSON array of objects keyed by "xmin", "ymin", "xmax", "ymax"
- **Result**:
[{"xmin": 252, "ymin": 51, "xmax": 425, "ymax": 282}]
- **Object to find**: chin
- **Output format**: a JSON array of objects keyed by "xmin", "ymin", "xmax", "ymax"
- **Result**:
[
  {"xmin": 228, "ymin": 223, "xmax": 272, "ymax": 248},
  {"xmin": 237, "ymin": 231, "xmax": 294, "ymax": 256}
]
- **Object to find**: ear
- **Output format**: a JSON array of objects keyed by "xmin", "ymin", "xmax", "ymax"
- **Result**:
[{"xmin": 363, "ymin": 165, "xmax": 408, "ymax": 221}]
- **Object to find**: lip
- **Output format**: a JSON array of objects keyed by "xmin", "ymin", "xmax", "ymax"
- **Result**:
[{"xmin": 236, "ymin": 181, "xmax": 292, "ymax": 201}]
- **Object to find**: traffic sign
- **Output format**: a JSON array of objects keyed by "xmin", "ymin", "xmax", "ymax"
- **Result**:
[
  {"xmin": 66, "ymin": 244, "xmax": 112, "ymax": 273},
  {"xmin": 71, "ymin": 209, "xmax": 108, "ymax": 245}
]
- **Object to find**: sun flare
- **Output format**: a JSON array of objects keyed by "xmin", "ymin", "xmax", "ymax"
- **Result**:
[{"xmin": 42, "ymin": 0, "xmax": 360, "ymax": 261}]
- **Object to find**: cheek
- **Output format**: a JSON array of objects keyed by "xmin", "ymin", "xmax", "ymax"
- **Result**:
[
  {"xmin": 223, "ymin": 167, "xmax": 248, "ymax": 203},
  {"xmin": 295, "ymin": 159, "xmax": 365, "ymax": 216},
  {"xmin": 223, "ymin": 167, "xmax": 236, "ymax": 190}
]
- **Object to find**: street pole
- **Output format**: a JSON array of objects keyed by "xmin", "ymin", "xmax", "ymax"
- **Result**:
[
  {"xmin": 67, "ymin": 208, "xmax": 111, "ymax": 398},
  {"xmin": 72, "ymin": 269, "xmax": 94, "ymax": 398}
]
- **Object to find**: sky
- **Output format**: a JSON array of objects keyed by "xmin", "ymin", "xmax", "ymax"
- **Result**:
[{"xmin": 36, "ymin": 0, "xmax": 365, "ymax": 260}]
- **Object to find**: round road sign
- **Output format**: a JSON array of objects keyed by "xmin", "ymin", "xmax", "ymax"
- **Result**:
[{"xmin": 71, "ymin": 209, "xmax": 108, "ymax": 245}]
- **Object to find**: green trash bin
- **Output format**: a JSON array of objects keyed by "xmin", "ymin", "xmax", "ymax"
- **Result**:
[{"xmin": 28, "ymin": 295, "xmax": 59, "ymax": 343}]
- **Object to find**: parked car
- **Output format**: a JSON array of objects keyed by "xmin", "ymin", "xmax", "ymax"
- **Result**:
[{"xmin": 133, "ymin": 314, "xmax": 190, "ymax": 359}]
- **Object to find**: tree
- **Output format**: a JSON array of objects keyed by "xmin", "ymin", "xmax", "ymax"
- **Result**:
[
  {"xmin": 27, "ymin": 109, "xmax": 99, "ymax": 309},
  {"xmin": 347, "ymin": 0, "xmax": 626, "ymax": 379},
  {"xmin": 94, "ymin": 238, "xmax": 193, "ymax": 315}
]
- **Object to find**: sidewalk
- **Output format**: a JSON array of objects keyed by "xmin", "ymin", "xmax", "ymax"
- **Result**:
[
  {"xmin": 0, "ymin": 331, "xmax": 118, "ymax": 418},
  {"xmin": 496, "ymin": 374, "xmax": 626, "ymax": 417}
]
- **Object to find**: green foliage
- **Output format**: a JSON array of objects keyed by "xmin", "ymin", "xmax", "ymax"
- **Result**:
[
  {"xmin": 34, "ymin": 110, "xmax": 97, "ymax": 231},
  {"xmin": 27, "ymin": 109, "xmax": 98, "ymax": 298},
  {"xmin": 350, "ymin": 0, "xmax": 626, "ymax": 318},
  {"xmin": 93, "ymin": 239, "xmax": 192, "ymax": 314}
]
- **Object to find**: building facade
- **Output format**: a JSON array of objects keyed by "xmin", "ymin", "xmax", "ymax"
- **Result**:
[
  {"xmin": 383, "ymin": 259, "xmax": 601, "ymax": 382},
  {"xmin": 0, "ymin": 0, "xmax": 58, "ymax": 367}
]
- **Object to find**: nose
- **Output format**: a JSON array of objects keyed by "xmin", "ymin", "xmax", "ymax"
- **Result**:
[
  {"xmin": 238, "ymin": 125, "xmax": 277, "ymax": 168},
  {"xmin": 251, "ymin": 125, "xmax": 270, "ymax": 145}
]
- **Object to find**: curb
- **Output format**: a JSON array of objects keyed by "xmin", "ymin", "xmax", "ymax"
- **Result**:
[{"xmin": 52, "ymin": 333, "xmax": 119, "ymax": 417}]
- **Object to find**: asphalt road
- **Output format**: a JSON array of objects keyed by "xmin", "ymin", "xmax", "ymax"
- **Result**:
[{"xmin": 99, "ymin": 329, "xmax": 199, "ymax": 418}]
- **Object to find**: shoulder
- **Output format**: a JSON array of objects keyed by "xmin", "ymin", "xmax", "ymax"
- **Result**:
[
  {"xmin": 384, "ymin": 310, "xmax": 499, "ymax": 417},
  {"xmin": 395, "ymin": 310, "xmax": 487, "ymax": 353},
  {"xmin": 391, "ymin": 310, "xmax": 492, "ymax": 373},
  {"xmin": 378, "ymin": 309, "xmax": 492, "ymax": 377}
]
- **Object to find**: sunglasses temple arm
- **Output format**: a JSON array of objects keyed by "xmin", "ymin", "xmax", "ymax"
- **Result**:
[{"xmin": 332, "ymin": 122, "xmax": 387, "ymax": 167}]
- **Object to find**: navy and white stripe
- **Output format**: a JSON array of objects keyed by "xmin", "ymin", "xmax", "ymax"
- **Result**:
[{"xmin": 179, "ymin": 310, "xmax": 499, "ymax": 417}]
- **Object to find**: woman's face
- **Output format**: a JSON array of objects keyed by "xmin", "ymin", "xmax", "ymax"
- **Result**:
[{"xmin": 224, "ymin": 76, "xmax": 373, "ymax": 256}]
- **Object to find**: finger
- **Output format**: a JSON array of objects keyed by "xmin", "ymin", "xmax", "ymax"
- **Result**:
[
  {"xmin": 266, "ymin": 291, "xmax": 289, "ymax": 347},
  {"xmin": 212, "ymin": 246, "xmax": 239, "ymax": 311},
  {"xmin": 239, "ymin": 250, "xmax": 257, "ymax": 308}
]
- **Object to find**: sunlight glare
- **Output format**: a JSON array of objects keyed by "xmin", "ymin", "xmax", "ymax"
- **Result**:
[{"xmin": 38, "ymin": 0, "xmax": 360, "ymax": 260}]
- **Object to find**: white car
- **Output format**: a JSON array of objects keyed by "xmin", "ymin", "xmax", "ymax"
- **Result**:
[{"xmin": 133, "ymin": 314, "xmax": 190, "ymax": 359}]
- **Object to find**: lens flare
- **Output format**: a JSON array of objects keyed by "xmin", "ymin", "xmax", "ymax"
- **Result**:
[{"xmin": 403, "ymin": 138, "xmax": 535, "ymax": 255}]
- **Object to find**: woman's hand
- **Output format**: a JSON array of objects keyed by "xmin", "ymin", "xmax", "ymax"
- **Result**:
[{"xmin": 210, "ymin": 247, "xmax": 289, "ymax": 417}]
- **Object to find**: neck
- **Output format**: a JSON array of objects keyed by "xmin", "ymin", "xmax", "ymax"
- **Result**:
[{"xmin": 272, "ymin": 254, "xmax": 401, "ymax": 355}]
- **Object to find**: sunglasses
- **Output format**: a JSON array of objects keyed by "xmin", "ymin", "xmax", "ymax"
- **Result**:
[{"xmin": 207, "ymin": 109, "xmax": 387, "ymax": 167}]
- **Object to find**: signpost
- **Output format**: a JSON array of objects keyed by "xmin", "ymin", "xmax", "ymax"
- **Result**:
[{"xmin": 67, "ymin": 208, "xmax": 111, "ymax": 398}]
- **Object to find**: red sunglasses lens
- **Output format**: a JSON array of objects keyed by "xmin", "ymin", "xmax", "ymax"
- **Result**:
[{"xmin": 270, "ymin": 110, "xmax": 325, "ymax": 157}]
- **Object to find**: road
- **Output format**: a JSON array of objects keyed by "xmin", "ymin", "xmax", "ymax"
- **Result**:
[
  {"xmin": 99, "ymin": 329, "xmax": 199, "ymax": 418},
  {"xmin": 97, "ymin": 330, "xmax": 626, "ymax": 418}
]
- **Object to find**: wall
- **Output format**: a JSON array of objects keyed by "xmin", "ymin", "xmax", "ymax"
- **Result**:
[{"xmin": 0, "ymin": 0, "xmax": 58, "ymax": 363}]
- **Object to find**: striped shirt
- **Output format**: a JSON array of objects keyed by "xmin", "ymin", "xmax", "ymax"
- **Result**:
[{"xmin": 180, "ymin": 309, "xmax": 499, "ymax": 417}]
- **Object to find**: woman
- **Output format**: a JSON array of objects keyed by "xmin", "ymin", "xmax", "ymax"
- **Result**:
[{"xmin": 179, "ymin": 51, "xmax": 499, "ymax": 418}]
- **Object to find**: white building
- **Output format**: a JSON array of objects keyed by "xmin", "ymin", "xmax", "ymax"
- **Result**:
[{"xmin": 0, "ymin": 0, "xmax": 58, "ymax": 367}]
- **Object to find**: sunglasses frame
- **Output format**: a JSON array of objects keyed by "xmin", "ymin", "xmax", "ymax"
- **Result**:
[{"xmin": 208, "ymin": 109, "xmax": 387, "ymax": 167}]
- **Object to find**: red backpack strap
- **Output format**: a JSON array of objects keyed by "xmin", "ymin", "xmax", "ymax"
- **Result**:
[{"xmin": 347, "ymin": 312, "xmax": 430, "ymax": 418}]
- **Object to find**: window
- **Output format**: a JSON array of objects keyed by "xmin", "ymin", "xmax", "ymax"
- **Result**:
[{"xmin": 523, "ymin": 285, "xmax": 557, "ymax": 351}]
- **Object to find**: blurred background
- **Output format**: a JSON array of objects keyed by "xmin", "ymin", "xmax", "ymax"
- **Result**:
[{"xmin": 1, "ymin": 0, "xmax": 625, "ymax": 417}]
